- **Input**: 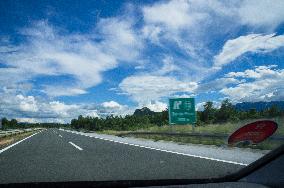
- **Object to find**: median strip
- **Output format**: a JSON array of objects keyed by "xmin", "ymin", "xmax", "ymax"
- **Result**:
[{"xmin": 68, "ymin": 141, "xmax": 83, "ymax": 150}]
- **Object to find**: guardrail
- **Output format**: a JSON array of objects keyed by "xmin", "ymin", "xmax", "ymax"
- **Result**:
[
  {"xmin": 117, "ymin": 131, "xmax": 284, "ymax": 141},
  {"xmin": 0, "ymin": 128, "xmax": 43, "ymax": 138}
]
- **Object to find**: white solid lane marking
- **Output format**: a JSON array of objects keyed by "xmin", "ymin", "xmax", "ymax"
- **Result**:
[
  {"xmin": 68, "ymin": 142, "xmax": 83, "ymax": 151},
  {"xmin": 59, "ymin": 135, "xmax": 63, "ymax": 137},
  {"xmin": 0, "ymin": 131, "xmax": 42, "ymax": 154},
  {"xmin": 113, "ymin": 141, "xmax": 247, "ymax": 166}
]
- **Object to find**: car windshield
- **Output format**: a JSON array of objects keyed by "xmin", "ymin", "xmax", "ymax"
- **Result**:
[{"xmin": 0, "ymin": 0, "xmax": 283, "ymax": 184}]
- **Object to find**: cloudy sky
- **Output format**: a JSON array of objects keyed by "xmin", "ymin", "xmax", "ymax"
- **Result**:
[{"xmin": 0, "ymin": 0, "xmax": 284, "ymax": 123}]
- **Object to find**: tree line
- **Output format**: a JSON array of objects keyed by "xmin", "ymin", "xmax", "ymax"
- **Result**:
[
  {"xmin": 70, "ymin": 110, "xmax": 169, "ymax": 131},
  {"xmin": 0, "ymin": 117, "xmax": 66, "ymax": 130},
  {"xmin": 197, "ymin": 99, "xmax": 283, "ymax": 125},
  {"xmin": 1, "ymin": 99, "xmax": 283, "ymax": 130},
  {"xmin": 70, "ymin": 99, "xmax": 283, "ymax": 131},
  {"xmin": 1, "ymin": 118, "xmax": 18, "ymax": 129}
]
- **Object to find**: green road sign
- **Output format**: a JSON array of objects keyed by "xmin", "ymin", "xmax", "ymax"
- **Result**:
[{"xmin": 169, "ymin": 98, "xmax": 196, "ymax": 125}]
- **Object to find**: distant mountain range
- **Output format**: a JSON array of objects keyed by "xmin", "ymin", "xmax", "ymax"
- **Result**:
[
  {"xmin": 234, "ymin": 101, "xmax": 284, "ymax": 111},
  {"xmin": 133, "ymin": 107, "xmax": 155, "ymax": 116}
]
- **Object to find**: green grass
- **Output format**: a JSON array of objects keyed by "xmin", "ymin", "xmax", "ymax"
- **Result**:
[{"xmin": 138, "ymin": 117, "xmax": 284, "ymax": 135}]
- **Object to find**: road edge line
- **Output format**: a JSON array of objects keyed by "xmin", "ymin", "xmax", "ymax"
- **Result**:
[
  {"xmin": 0, "ymin": 131, "xmax": 42, "ymax": 154},
  {"xmin": 59, "ymin": 129, "xmax": 248, "ymax": 166}
]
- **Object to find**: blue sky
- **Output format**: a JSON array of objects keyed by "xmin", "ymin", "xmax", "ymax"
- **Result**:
[{"xmin": 0, "ymin": 0, "xmax": 284, "ymax": 123}]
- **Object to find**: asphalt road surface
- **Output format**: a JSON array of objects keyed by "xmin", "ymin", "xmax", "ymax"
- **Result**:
[{"xmin": 0, "ymin": 129, "xmax": 244, "ymax": 184}]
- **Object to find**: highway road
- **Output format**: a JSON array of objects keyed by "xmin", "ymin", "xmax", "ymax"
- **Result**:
[{"xmin": 0, "ymin": 129, "xmax": 245, "ymax": 184}]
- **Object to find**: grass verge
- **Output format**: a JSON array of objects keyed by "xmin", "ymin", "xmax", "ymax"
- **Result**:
[{"xmin": 96, "ymin": 117, "xmax": 284, "ymax": 150}]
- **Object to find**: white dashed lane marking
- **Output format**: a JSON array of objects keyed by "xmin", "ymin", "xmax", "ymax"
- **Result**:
[{"xmin": 68, "ymin": 142, "xmax": 83, "ymax": 151}]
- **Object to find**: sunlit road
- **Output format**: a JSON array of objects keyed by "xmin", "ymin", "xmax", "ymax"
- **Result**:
[{"xmin": 0, "ymin": 129, "xmax": 243, "ymax": 184}]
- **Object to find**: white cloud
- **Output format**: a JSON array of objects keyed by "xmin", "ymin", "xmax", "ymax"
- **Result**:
[
  {"xmin": 16, "ymin": 95, "xmax": 38, "ymax": 112},
  {"xmin": 48, "ymin": 101, "xmax": 79, "ymax": 117},
  {"xmin": 156, "ymin": 56, "xmax": 180, "ymax": 75},
  {"xmin": 142, "ymin": 0, "xmax": 208, "ymax": 57},
  {"xmin": 84, "ymin": 111, "xmax": 100, "ymax": 118},
  {"xmin": 101, "ymin": 101, "xmax": 122, "ymax": 109},
  {"xmin": 99, "ymin": 101, "xmax": 132, "ymax": 117},
  {"xmin": 196, "ymin": 101, "xmax": 221, "ymax": 111},
  {"xmin": 142, "ymin": 25, "xmax": 162, "ymax": 44},
  {"xmin": 141, "ymin": 0, "xmax": 238, "ymax": 82},
  {"xmin": 142, "ymin": 0, "xmax": 284, "ymax": 76},
  {"xmin": 197, "ymin": 77, "xmax": 241, "ymax": 93},
  {"xmin": 144, "ymin": 101, "xmax": 167, "ymax": 112},
  {"xmin": 0, "ymin": 93, "xmax": 81, "ymax": 122},
  {"xmin": 238, "ymin": 0, "xmax": 284, "ymax": 29},
  {"xmin": 0, "ymin": 19, "xmax": 142, "ymax": 97},
  {"xmin": 221, "ymin": 65, "xmax": 284, "ymax": 102},
  {"xmin": 0, "ymin": 92, "xmax": 131, "ymax": 122},
  {"xmin": 119, "ymin": 74, "xmax": 197, "ymax": 105},
  {"xmin": 214, "ymin": 33, "xmax": 284, "ymax": 68},
  {"xmin": 97, "ymin": 17, "xmax": 144, "ymax": 62},
  {"xmin": 225, "ymin": 65, "xmax": 278, "ymax": 79},
  {"xmin": 0, "ymin": 68, "xmax": 34, "ymax": 95},
  {"xmin": 142, "ymin": 0, "xmax": 207, "ymax": 30},
  {"xmin": 171, "ymin": 93, "xmax": 195, "ymax": 98},
  {"xmin": 196, "ymin": 102, "xmax": 206, "ymax": 111},
  {"xmin": 142, "ymin": 0, "xmax": 237, "ymax": 31},
  {"xmin": 43, "ymin": 86, "xmax": 87, "ymax": 97}
]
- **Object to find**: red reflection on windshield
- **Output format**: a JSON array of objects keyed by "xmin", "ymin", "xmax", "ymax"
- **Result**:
[{"xmin": 228, "ymin": 120, "xmax": 278, "ymax": 145}]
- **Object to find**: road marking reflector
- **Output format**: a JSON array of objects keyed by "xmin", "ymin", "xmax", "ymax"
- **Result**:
[{"xmin": 68, "ymin": 142, "xmax": 83, "ymax": 150}]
